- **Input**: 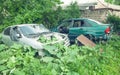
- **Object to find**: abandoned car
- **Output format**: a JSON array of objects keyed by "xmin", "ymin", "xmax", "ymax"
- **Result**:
[
  {"xmin": 54, "ymin": 18, "xmax": 112, "ymax": 43},
  {"xmin": 1, "ymin": 24, "xmax": 70, "ymax": 55}
]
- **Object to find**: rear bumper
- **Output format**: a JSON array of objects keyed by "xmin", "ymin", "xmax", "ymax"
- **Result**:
[{"xmin": 98, "ymin": 34, "xmax": 112, "ymax": 40}]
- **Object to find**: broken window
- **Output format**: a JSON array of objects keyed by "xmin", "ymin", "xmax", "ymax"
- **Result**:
[
  {"xmin": 73, "ymin": 20, "xmax": 91, "ymax": 27},
  {"xmin": 60, "ymin": 20, "xmax": 72, "ymax": 28},
  {"xmin": 4, "ymin": 27, "xmax": 11, "ymax": 35}
]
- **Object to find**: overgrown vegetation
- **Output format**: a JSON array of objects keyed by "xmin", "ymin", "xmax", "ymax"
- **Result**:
[
  {"xmin": 0, "ymin": 0, "xmax": 80, "ymax": 32},
  {"xmin": 106, "ymin": 15, "xmax": 120, "ymax": 31},
  {"xmin": 42, "ymin": 2, "xmax": 81, "ymax": 28},
  {"xmin": 0, "ymin": 0, "xmax": 120, "ymax": 75},
  {"xmin": 105, "ymin": 0, "xmax": 120, "ymax": 5},
  {"xmin": 0, "ymin": 35, "xmax": 120, "ymax": 75}
]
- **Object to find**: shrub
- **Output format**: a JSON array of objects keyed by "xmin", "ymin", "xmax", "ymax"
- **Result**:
[
  {"xmin": 0, "ymin": 35, "xmax": 120, "ymax": 75},
  {"xmin": 106, "ymin": 15, "xmax": 120, "ymax": 31},
  {"xmin": 41, "ymin": 2, "xmax": 81, "ymax": 28},
  {"xmin": 0, "ymin": 1, "xmax": 81, "ymax": 32}
]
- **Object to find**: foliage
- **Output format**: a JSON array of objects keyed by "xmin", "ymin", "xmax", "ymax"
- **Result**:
[
  {"xmin": 0, "ymin": 35, "xmax": 120, "ymax": 75},
  {"xmin": 0, "ymin": 1, "xmax": 119, "ymax": 74},
  {"xmin": 106, "ymin": 15, "xmax": 120, "ymax": 31},
  {"xmin": 105, "ymin": 0, "xmax": 120, "ymax": 5},
  {"xmin": 0, "ymin": 0, "xmax": 61, "ymax": 31},
  {"xmin": 0, "ymin": 33, "xmax": 3, "ymax": 44},
  {"xmin": 0, "ymin": 0, "xmax": 80, "ymax": 32},
  {"xmin": 38, "ymin": 35, "xmax": 57, "ymax": 44},
  {"xmin": 42, "ymin": 2, "xmax": 81, "ymax": 28}
]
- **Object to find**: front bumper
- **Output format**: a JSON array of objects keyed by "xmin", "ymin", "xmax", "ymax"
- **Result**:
[
  {"xmin": 39, "ymin": 33, "xmax": 70, "ymax": 46},
  {"xmin": 98, "ymin": 34, "xmax": 112, "ymax": 40},
  {"xmin": 63, "ymin": 36, "xmax": 70, "ymax": 46}
]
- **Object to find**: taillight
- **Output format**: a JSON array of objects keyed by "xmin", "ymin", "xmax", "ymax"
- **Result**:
[{"xmin": 105, "ymin": 27, "xmax": 110, "ymax": 34}]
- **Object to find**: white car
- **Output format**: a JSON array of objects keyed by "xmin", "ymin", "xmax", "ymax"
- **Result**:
[{"xmin": 1, "ymin": 24, "xmax": 70, "ymax": 56}]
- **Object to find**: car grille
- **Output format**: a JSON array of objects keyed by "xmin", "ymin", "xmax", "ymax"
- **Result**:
[{"xmin": 63, "ymin": 36, "xmax": 70, "ymax": 46}]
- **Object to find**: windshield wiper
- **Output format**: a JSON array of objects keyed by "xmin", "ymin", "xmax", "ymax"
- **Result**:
[
  {"xmin": 28, "ymin": 33, "xmax": 40, "ymax": 37},
  {"xmin": 28, "ymin": 33, "xmax": 36, "ymax": 35}
]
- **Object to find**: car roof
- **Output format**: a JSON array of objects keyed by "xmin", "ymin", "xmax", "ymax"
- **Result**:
[
  {"xmin": 10, "ymin": 24, "xmax": 39, "ymax": 27},
  {"xmin": 62, "ymin": 18, "xmax": 89, "ymax": 22},
  {"xmin": 3, "ymin": 24, "xmax": 40, "ymax": 31}
]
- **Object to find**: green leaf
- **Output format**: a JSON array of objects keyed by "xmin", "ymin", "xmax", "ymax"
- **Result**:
[
  {"xmin": 7, "ymin": 56, "xmax": 16, "ymax": 68},
  {"xmin": 52, "ymin": 69, "xmax": 57, "ymax": 75},
  {"xmin": 0, "ymin": 65, "xmax": 7, "ymax": 71},
  {"xmin": 44, "ymin": 45, "xmax": 58, "ymax": 55},
  {"xmin": 0, "ymin": 44, "xmax": 7, "ymax": 51},
  {"xmin": 41, "ymin": 57, "xmax": 54, "ymax": 63},
  {"xmin": 66, "ymin": 71, "xmax": 79, "ymax": 75},
  {"xmin": 11, "ymin": 69, "xmax": 25, "ymax": 75},
  {"xmin": 0, "ymin": 59, "xmax": 7, "ymax": 65},
  {"xmin": 10, "ymin": 44, "xmax": 22, "ymax": 50}
]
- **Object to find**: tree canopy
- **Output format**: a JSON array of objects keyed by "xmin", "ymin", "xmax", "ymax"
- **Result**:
[
  {"xmin": 0, "ymin": 0, "xmax": 61, "ymax": 25},
  {"xmin": 0, "ymin": 0, "xmax": 80, "ymax": 31},
  {"xmin": 105, "ymin": 0, "xmax": 120, "ymax": 5}
]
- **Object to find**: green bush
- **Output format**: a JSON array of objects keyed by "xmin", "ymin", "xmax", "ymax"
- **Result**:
[
  {"xmin": 42, "ymin": 2, "xmax": 81, "ymax": 28},
  {"xmin": 105, "ymin": 0, "xmax": 120, "ymax": 5},
  {"xmin": 0, "ymin": 1, "xmax": 80, "ymax": 32},
  {"xmin": 0, "ymin": 35, "xmax": 120, "ymax": 75},
  {"xmin": 0, "ymin": 33, "xmax": 3, "ymax": 44},
  {"xmin": 106, "ymin": 15, "xmax": 120, "ymax": 31}
]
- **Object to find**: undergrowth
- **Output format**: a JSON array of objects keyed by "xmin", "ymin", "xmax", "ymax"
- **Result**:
[{"xmin": 0, "ymin": 35, "xmax": 120, "ymax": 75}]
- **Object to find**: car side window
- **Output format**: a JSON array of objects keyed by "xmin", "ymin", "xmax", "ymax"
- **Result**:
[
  {"xmin": 10, "ymin": 26, "xmax": 21, "ymax": 41},
  {"xmin": 73, "ymin": 20, "xmax": 82, "ymax": 27},
  {"xmin": 83, "ymin": 20, "xmax": 92, "ymax": 27},
  {"xmin": 60, "ymin": 20, "xmax": 72, "ymax": 28},
  {"xmin": 58, "ymin": 20, "xmax": 72, "ymax": 33},
  {"xmin": 73, "ymin": 20, "xmax": 92, "ymax": 27},
  {"xmin": 4, "ymin": 27, "xmax": 11, "ymax": 35}
]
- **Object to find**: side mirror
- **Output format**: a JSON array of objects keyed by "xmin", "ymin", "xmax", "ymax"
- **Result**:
[{"xmin": 16, "ymin": 34, "xmax": 22, "ymax": 38}]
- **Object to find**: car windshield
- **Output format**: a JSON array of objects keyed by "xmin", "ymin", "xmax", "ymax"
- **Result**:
[
  {"xmin": 34, "ymin": 24, "xmax": 50, "ymax": 33},
  {"xmin": 19, "ymin": 26, "xmax": 39, "ymax": 38}
]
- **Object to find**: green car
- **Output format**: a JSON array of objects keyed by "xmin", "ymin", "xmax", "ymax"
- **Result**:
[{"xmin": 54, "ymin": 18, "xmax": 112, "ymax": 43}]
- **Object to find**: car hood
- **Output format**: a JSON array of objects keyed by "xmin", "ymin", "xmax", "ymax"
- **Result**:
[{"xmin": 37, "ymin": 32, "xmax": 68, "ymax": 45}]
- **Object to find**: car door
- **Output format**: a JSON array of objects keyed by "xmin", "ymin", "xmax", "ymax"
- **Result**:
[
  {"xmin": 86, "ymin": 19, "xmax": 109, "ymax": 37},
  {"xmin": 2, "ymin": 27, "xmax": 14, "ymax": 46},
  {"xmin": 2, "ymin": 26, "xmax": 22, "ymax": 46},
  {"xmin": 68, "ymin": 19, "xmax": 89, "ymax": 40},
  {"xmin": 57, "ymin": 20, "xmax": 73, "ymax": 34}
]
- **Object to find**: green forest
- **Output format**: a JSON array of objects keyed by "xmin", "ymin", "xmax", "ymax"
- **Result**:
[{"xmin": 0, "ymin": 0, "xmax": 120, "ymax": 75}]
